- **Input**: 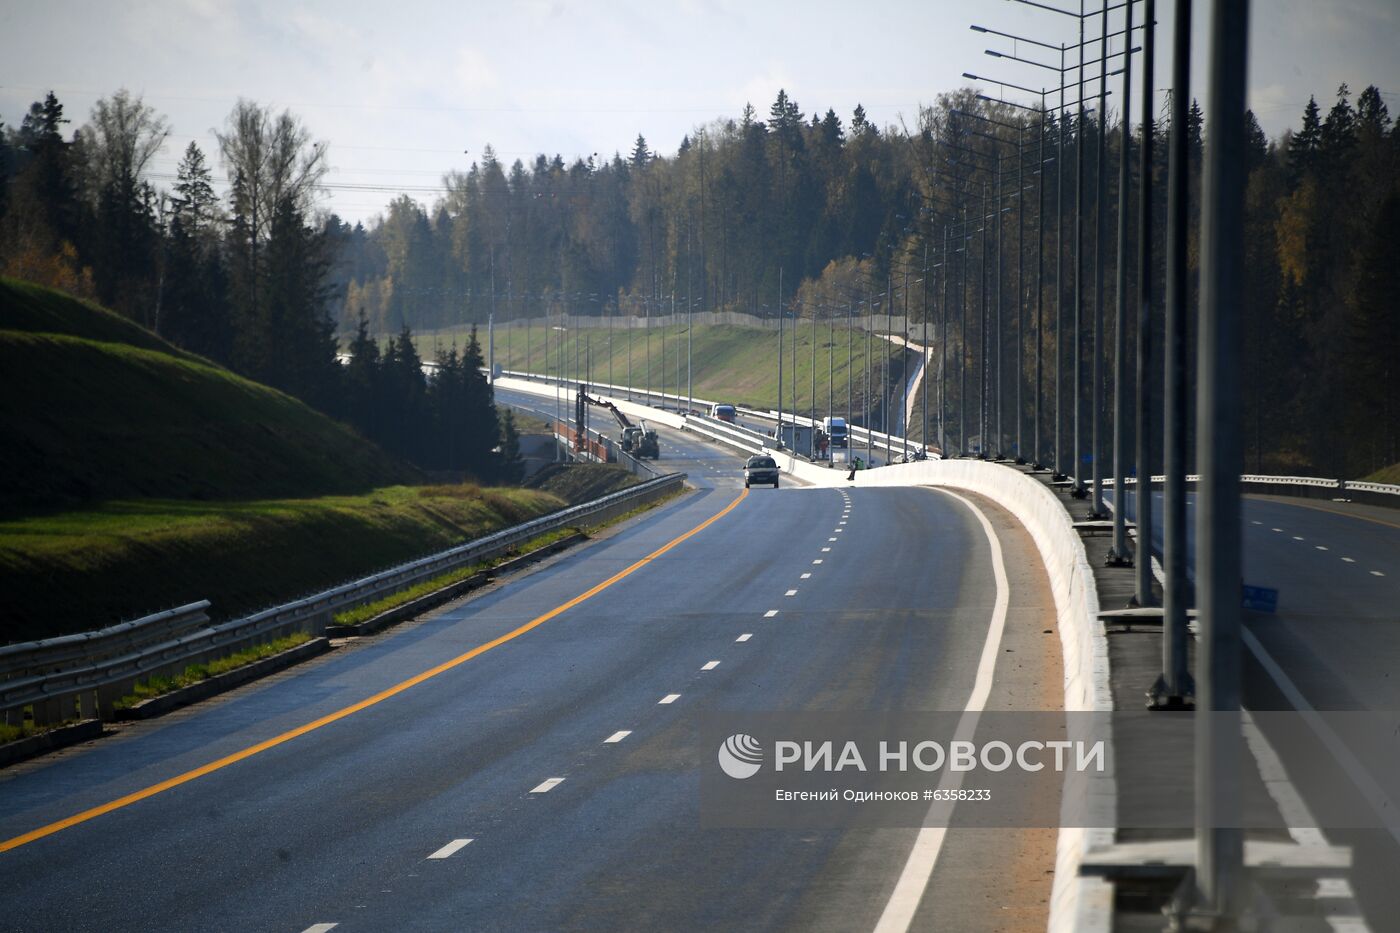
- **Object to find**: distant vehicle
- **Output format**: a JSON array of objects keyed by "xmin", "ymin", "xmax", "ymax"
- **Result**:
[
  {"xmin": 711, "ymin": 403, "xmax": 737, "ymax": 423},
  {"xmin": 621, "ymin": 423, "xmax": 660, "ymax": 459},
  {"xmin": 743, "ymin": 455, "xmax": 780, "ymax": 488},
  {"xmin": 822, "ymin": 416, "xmax": 849, "ymax": 449}
]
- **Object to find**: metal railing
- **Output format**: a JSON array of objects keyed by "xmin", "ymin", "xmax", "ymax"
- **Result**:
[{"xmin": 1, "ymin": 472, "xmax": 686, "ymax": 727}]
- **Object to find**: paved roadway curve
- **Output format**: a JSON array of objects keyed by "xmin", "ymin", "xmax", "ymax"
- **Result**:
[{"xmin": 0, "ymin": 429, "xmax": 1062, "ymax": 931}]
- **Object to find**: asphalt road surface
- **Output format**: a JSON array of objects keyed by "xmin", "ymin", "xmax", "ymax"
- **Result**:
[
  {"xmin": 1111, "ymin": 487, "xmax": 1400, "ymax": 923},
  {"xmin": 1, "ymin": 431, "xmax": 1064, "ymax": 932}
]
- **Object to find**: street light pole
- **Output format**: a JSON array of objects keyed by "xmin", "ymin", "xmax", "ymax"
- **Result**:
[
  {"xmin": 980, "ymin": 182, "xmax": 990, "ymax": 458},
  {"xmin": 1154, "ymin": 0, "xmax": 1192, "ymax": 711},
  {"xmin": 922, "ymin": 241, "xmax": 930, "ymax": 454},
  {"xmin": 940, "ymin": 226, "xmax": 950, "ymax": 455},
  {"xmin": 777, "ymin": 267, "xmax": 785, "ymax": 446},
  {"xmin": 1034, "ymin": 91, "xmax": 1048, "ymax": 468},
  {"xmin": 1110, "ymin": 0, "xmax": 1135, "ymax": 563},
  {"xmin": 1195, "ymin": 0, "xmax": 1250, "ymax": 917},
  {"xmin": 1134, "ymin": 0, "xmax": 1157, "ymax": 606},
  {"xmin": 1074, "ymin": 1, "xmax": 1087, "ymax": 496},
  {"xmin": 1015, "ymin": 118, "xmax": 1026, "ymax": 462},
  {"xmin": 1090, "ymin": 0, "xmax": 1110, "ymax": 518}
]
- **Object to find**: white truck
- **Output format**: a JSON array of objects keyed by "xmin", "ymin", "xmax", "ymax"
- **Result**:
[{"xmin": 822, "ymin": 416, "xmax": 849, "ymax": 449}]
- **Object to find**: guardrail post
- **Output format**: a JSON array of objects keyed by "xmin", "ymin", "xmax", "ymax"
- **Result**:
[
  {"xmin": 77, "ymin": 688, "xmax": 98, "ymax": 721},
  {"xmin": 98, "ymin": 683, "xmax": 123, "ymax": 720}
]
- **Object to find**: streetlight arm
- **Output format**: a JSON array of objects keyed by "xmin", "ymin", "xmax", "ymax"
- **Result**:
[{"xmin": 971, "ymin": 23, "xmax": 1062, "ymax": 51}]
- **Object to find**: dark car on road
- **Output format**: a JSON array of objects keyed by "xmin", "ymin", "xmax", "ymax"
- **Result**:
[{"xmin": 743, "ymin": 455, "xmax": 780, "ymax": 488}]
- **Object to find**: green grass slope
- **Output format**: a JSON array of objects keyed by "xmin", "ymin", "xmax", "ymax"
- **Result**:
[
  {"xmin": 1363, "ymin": 462, "xmax": 1400, "ymax": 484},
  {"xmin": 0, "ymin": 484, "xmax": 564, "ymax": 644},
  {"xmin": 423, "ymin": 321, "xmax": 906, "ymax": 415},
  {"xmin": 1, "ymin": 277, "xmax": 415, "ymax": 515}
]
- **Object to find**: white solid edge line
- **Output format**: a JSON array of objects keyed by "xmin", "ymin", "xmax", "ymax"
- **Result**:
[
  {"xmin": 872, "ymin": 488, "xmax": 1010, "ymax": 933},
  {"xmin": 658, "ymin": 693, "xmax": 681, "ymax": 704},
  {"xmin": 737, "ymin": 633, "xmax": 752, "ymax": 642},
  {"xmin": 605, "ymin": 730, "xmax": 631, "ymax": 743},
  {"xmin": 530, "ymin": 778, "xmax": 565, "ymax": 794},
  {"xmin": 1242, "ymin": 626, "xmax": 1400, "ymax": 846},
  {"xmin": 427, "ymin": 838, "xmax": 474, "ymax": 859}
]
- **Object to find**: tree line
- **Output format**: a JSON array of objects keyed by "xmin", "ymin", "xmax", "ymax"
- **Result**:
[
  {"xmin": 0, "ymin": 92, "xmax": 519, "ymax": 482},
  {"xmin": 2, "ymin": 81, "xmax": 1396, "ymax": 478}
]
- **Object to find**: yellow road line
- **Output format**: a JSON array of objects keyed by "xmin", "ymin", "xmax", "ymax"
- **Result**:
[{"xmin": 1, "ymin": 487, "xmax": 749, "ymax": 854}]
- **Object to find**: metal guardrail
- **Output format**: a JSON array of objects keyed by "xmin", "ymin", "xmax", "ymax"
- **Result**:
[
  {"xmin": 683, "ymin": 415, "xmax": 768, "ymax": 454},
  {"xmin": 1, "ymin": 472, "xmax": 686, "ymax": 727},
  {"xmin": 1104, "ymin": 474, "xmax": 1400, "ymax": 497},
  {"xmin": 500, "ymin": 369, "xmax": 1396, "ymax": 498}
]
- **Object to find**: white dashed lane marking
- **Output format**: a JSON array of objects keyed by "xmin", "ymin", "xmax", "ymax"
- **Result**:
[
  {"xmin": 605, "ymin": 731, "xmax": 631, "ymax": 743},
  {"xmin": 801, "ymin": 572, "xmax": 811, "ymax": 579},
  {"xmin": 813, "ymin": 559, "xmax": 823, "ymax": 564},
  {"xmin": 785, "ymin": 589, "xmax": 798, "ymax": 597},
  {"xmin": 658, "ymin": 694, "xmax": 681, "ymax": 704},
  {"xmin": 1316, "ymin": 546, "xmax": 1328, "ymax": 551},
  {"xmin": 302, "ymin": 926, "xmax": 338, "ymax": 933},
  {"xmin": 822, "ymin": 547, "xmax": 831, "ymax": 552},
  {"xmin": 737, "ymin": 633, "xmax": 753, "ymax": 642},
  {"xmin": 1342, "ymin": 557, "xmax": 1356, "ymax": 563},
  {"xmin": 701, "ymin": 660, "xmax": 721, "ymax": 671},
  {"xmin": 1373, "ymin": 571, "xmax": 1387, "ymax": 577},
  {"xmin": 427, "ymin": 839, "xmax": 474, "ymax": 859},
  {"xmin": 530, "ymin": 778, "xmax": 565, "ymax": 794},
  {"xmin": 829, "ymin": 537, "xmax": 838, "ymax": 542},
  {"xmin": 764, "ymin": 610, "xmax": 779, "ymax": 618}
]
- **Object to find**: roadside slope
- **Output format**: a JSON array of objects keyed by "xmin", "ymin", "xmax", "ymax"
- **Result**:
[{"xmin": 0, "ymin": 277, "xmax": 415, "ymax": 515}]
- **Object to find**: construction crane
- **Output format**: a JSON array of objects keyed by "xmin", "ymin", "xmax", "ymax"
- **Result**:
[{"xmin": 579, "ymin": 390, "xmax": 659, "ymax": 459}]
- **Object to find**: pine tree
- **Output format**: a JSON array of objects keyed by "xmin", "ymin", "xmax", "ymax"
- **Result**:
[
  {"xmin": 630, "ymin": 134, "xmax": 650, "ymax": 170},
  {"xmin": 496, "ymin": 410, "xmax": 525, "ymax": 483},
  {"xmin": 172, "ymin": 141, "xmax": 217, "ymax": 232},
  {"xmin": 1320, "ymin": 84, "xmax": 1356, "ymax": 169},
  {"xmin": 1288, "ymin": 96, "xmax": 1322, "ymax": 187}
]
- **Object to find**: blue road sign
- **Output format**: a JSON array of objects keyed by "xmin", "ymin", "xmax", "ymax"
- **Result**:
[{"xmin": 1242, "ymin": 585, "xmax": 1279, "ymax": 613}]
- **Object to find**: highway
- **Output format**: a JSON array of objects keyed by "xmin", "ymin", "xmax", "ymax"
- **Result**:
[
  {"xmin": 0, "ymin": 427, "xmax": 1065, "ymax": 932},
  {"xmin": 1110, "ymin": 487, "xmax": 1400, "ymax": 921}
]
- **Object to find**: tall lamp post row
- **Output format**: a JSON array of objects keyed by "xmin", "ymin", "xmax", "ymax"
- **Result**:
[{"xmin": 974, "ymin": 0, "xmax": 1253, "ymax": 919}]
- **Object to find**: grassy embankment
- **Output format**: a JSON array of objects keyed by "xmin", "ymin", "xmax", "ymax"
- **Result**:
[
  {"xmin": 0, "ymin": 278, "xmax": 623, "ymax": 646},
  {"xmin": 1363, "ymin": 462, "xmax": 1400, "ymax": 484},
  {"xmin": 423, "ymin": 320, "xmax": 911, "ymax": 424}
]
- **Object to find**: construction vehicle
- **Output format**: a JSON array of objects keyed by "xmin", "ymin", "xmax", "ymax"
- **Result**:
[{"xmin": 581, "ymin": 390, "xmax": 660, "ymax": 460}]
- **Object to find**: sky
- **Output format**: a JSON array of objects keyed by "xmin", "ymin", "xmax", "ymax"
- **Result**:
[{"xmin": 3, "ymin": 0, "xmax": 1397, "ymax": 226}]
